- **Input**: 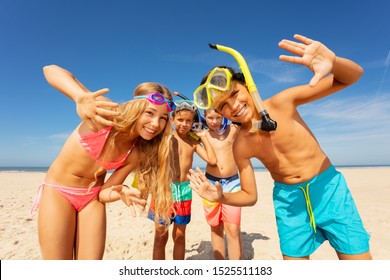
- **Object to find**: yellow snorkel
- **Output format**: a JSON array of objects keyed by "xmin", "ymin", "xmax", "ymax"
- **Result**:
[{"xmin": 209, "ymin": 44, "xmax": 277, "ymax": 132}]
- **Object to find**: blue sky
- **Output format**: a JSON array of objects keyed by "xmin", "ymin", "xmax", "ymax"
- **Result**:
[{"xmin": 1, "ymin": 0, "xmax": 389, "ymax": 168}]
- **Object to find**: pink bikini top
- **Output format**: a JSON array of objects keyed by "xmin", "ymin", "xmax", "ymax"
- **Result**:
[{"xmin": 75, "ymin": 126, "xmax": 137, "ymax": 170}]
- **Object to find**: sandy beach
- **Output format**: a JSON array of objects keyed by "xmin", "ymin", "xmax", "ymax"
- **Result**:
[{"xmin": 0, "ymin": 167, "xmax": 389, "ymax": 260}]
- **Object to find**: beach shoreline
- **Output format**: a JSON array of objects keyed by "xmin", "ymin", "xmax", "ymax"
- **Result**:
[{"xmin": 1, "ymin": 167, "xmax": 389, "ymax": 260}]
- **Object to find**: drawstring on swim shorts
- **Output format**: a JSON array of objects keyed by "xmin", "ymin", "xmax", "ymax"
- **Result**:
[{"xmin": 299, "ymin": 183, "xmax": 317, "ymax": 233}]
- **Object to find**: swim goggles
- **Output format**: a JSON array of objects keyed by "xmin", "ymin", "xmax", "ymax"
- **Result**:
[
  {"xmin": 193, "ymin": 67, "xmax": 244, "ymax": 110},
  {"xmin": 174, "ymin": 100, "xmax": 198, "ymax": 112},
  {"xmin": 134, "ymin": 92, "xmax": 176, "ymax": 112}
]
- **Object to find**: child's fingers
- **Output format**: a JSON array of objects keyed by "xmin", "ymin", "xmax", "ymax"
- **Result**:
[
  {"xmin": 214, "ymin": 181, "xmax": 223, "ymax": 193},
  {"xmin": 84, "ymin": 119, "xmax": 99, "ymax": 132},
  {"xmin": 279, "ymin": 55, "xmax": 303, "ymax": 65},
  {"xmin": 280, "ymin": 39, "xmax": 306, "ymax": 51},
  {"xmin": 92, "ymin": 88, "xmax": 110, "ymax": 97},
  {"xmin": 195, "ymin": 167, "xmax": 208, "ymax": 180},
  {"xmin": 114, "ymin": 185, "xmax": 143, "ymax": 197},
  {"xmin": 309, "ymin": 73, "xmax": 322, "ymax": 87},
  {"xmin": 293, "ymin": 34, "xmax": 314, "ymax": 45},
  {"xmin": 278, "ymin": 41, "xmax": 305, "ymax": 57},
  {"xmin": 113, "ymin": 185, "xmax": 145, "ymax": 207},
  {"xmin": 135, "ymin": 203, "xmax": 145, "ymax": 211},
  {"xmin": 129, "ymin": 205, "xmax": 136, "ymax": 217},
  {"xmin": 189, "ymin": 185, "xmax": 198, "ymax": 193},
  {"xmin": 94, "ymin": 115, "xmax": 115, "ymax": 127},
  {"xmin": 130, "ymin": 197, "xmax": 147, "ymax": 207},
  {"xmin": 187, "ymin": 172, "xmax": 200, "ymax": 192},
  {"xmin": 189, "ymin": 169, "xmax": 204, "ymax": 186},
  {"xmin": 95, "ymin": 100, "xmax": 119, "ymax": 109},
  {"xmin": 188, "ymin": 168, "xmax": 200, "ymax": 180},
  {"xmin": 96, "ymin": 107, "xmax": 120, "ymax": 118}
]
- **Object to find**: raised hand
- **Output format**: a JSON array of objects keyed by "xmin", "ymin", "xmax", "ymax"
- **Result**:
[
  {"xmin": 111, "ymin": 185, "xmax": 147, "ymax": 217},
  {"xmin": 75, "ymin": 88, "xmax": 120, "ymax": 131},
  {"xmin": 194, "ymin": 127, "xmax": 208, "ymax": 138},
  {"xmin": 278, "ymin": 34, "xmax": 336, "ymax": 87},
  {"xmin": 187, "ymin": 167, "xmax": 223, "ymax": 202}
]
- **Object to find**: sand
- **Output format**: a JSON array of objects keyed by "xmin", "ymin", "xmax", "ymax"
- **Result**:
[{"xmin": 0, "ymin": 167, "xmax": 389, "ymax": 260}]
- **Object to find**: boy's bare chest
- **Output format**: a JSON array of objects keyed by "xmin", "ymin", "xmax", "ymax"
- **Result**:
[
  {"xmin": 177, "ymin": 143, "xmax": 195, "ymax": 158},
  {"xmin": 173, "ymin": 136, "xmax": 195, "ymax": 157},
  {"xmin": 210, "ymin": 136, "xmax": 233, "ymax": 151},
  {"xmin": 238, "ymin": 129, "xmax": 284, "ymax": 164}
]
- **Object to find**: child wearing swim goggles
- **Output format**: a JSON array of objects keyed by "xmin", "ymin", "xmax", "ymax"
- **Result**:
[
  {"xmin": 150, "ymin": 97, "xmax": 217, "ymax": 260},
  {"xmin": 188, "ymin": 34, "xmax": 371, "ymax": 260},
  {"xmin": 35, "ymin": 65, "xmax": 175, "ymax": 260}
]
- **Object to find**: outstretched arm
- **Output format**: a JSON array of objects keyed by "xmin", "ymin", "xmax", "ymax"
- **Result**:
[
  {"xmin": 278, "ymin": 34, "xmax": 363, "ymax": 87},
  {"xmin": 188, "ymin": 167, "xmax": 224, "ymax": 202},
  {"xmin": 188, "ymin": 160, "xmax": 257, "ymax": 207},
  {"xmin": 43, "ymin": 65, "xmax": 120, "ymax": 131},
  {"xmin": 195, "ymin": 130, "xmax": 217, "ymax": 165},
  {"xmin": 99, "ymin": 155, "xmax": 147, "ymax": 216}
]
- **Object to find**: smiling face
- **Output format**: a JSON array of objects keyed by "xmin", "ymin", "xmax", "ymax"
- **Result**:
[
  {"xmin": 213, "ymin": 81, "xmax": 255, "ymax": 125},
  {"xmin": 135, "ymin": 102, "xmax": 170, "ymax": 140}
]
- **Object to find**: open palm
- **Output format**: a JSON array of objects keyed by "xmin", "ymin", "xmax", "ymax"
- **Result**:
[{"xmin": 279, "ymin": 34, "xmax": 336, "ymax": 87}]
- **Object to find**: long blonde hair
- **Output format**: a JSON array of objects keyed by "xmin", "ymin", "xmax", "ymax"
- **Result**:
[{"xmin": 111, "ymin": 82, "xmax": 174, "ymax": 224}]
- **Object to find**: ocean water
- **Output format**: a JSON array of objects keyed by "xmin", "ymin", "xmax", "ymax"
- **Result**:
[
  {"xmin": 0, "ymin": 165, "xmax": 389, "ymax": 173},
  {"xmin": 0, "ymin": 166, "xmax": 49, "ymax": 173}
]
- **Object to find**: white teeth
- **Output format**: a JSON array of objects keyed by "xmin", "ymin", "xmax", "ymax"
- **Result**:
[
  {"xmin": 144, "ymin": 127, "xmax": 156, "ymax": 134},
  {"xmin": 236, "ymin": 105, "xmax": 245, "ymax": 117}
]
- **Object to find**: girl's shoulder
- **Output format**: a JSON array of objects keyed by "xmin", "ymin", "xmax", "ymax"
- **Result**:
[{"xmin": 76, "ymin": 121, "xmax": 111, "ymax": 137}]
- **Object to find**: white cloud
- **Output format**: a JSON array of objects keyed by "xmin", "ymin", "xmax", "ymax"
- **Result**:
[
  {"xmin": 300, "ymin": 93, "xmax": 390, "ymax": 131},
  {"xmin": 249, "ymin": 58, "xmax": 304, "ymax": 83},
  {"xmin": 48, "ymin": 132, "xmax": 71, "ymax": 141}
]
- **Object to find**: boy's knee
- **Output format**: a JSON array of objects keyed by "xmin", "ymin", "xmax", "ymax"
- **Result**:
[
  {"xmin": 173, "ymin": 236, "xmax": 185, "ymax": 245},
  {"xmin": 224, "ymin": 224, "xmax": 241, "ymax": 238},
  {"xmin": 154, "ymin": 231, "xmax": 169, "ymax": 246},
  {"xmin": 172, "ymin": 230, "xmax": 186, "ymax": 244}
]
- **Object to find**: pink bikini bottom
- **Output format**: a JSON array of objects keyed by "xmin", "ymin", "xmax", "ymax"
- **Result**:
[{"xmin": 31, "ymin": 183, "xmax": 102, "ymax": 215}]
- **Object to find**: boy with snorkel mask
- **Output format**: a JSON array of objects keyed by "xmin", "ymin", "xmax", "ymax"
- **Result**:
[
  {"xmin": 151, "ymin": 99, "xmax": 217, "ymax": 260},
  {"xmin": 188, "ymin": 34, "xmax": 371, "ymax": 260}
]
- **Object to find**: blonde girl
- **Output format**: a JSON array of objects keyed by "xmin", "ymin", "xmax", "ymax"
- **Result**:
[{"xmin": 32, "ymin": 65, "xmax": 174, "ymax": 259}]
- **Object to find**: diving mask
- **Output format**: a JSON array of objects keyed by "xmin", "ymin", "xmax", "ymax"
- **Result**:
[
  {"xmin": 174, "ymin": 100, "xmax": 198, "ymax": 112},
  {"xmin": 193, "ymin": 67, "xmax": 244, "ymax": 110}
]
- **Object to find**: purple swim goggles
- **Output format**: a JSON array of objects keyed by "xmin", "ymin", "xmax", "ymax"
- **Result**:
[{"xmin": 135, "ymin": 92, "xmax": 176, "ymax": 112}]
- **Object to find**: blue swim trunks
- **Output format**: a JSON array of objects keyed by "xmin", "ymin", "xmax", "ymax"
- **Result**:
[{"xmin": 273, "ymin": 165, "xmax": 370, "ymax": 258}]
